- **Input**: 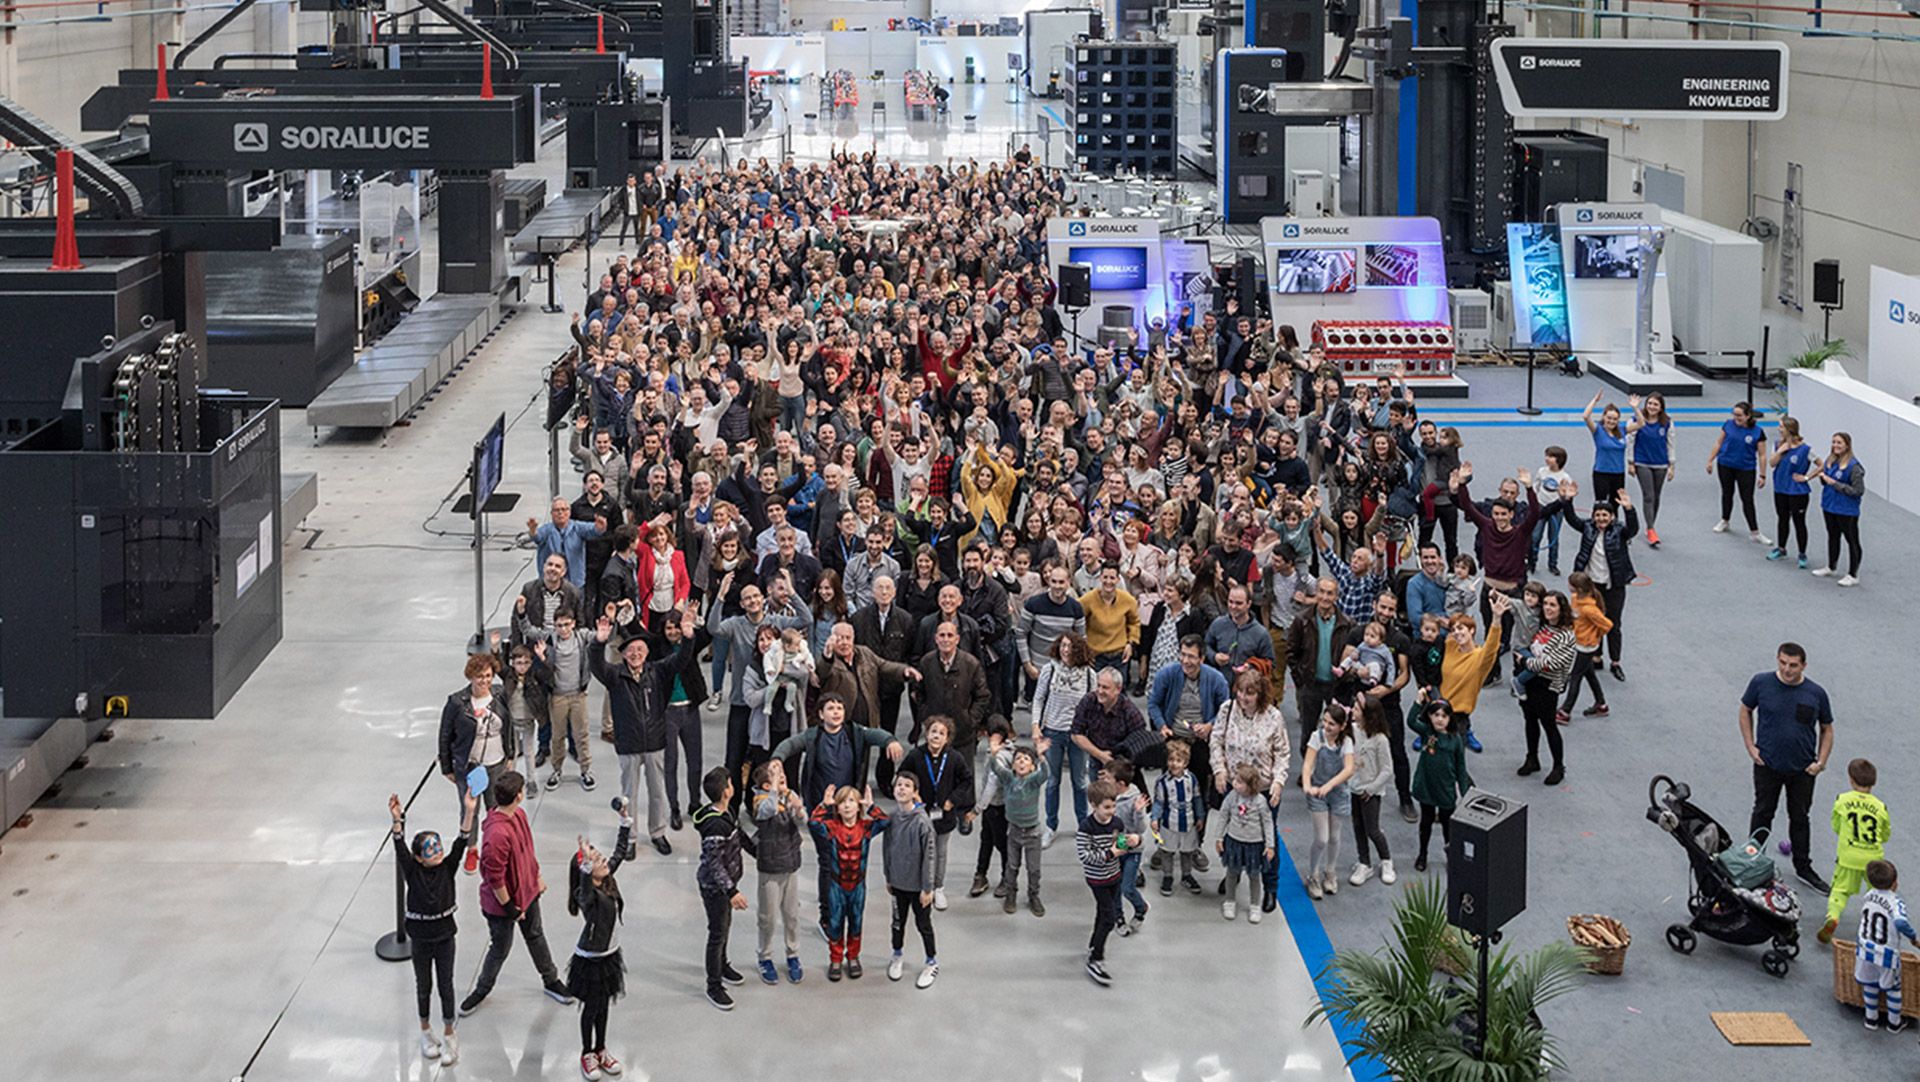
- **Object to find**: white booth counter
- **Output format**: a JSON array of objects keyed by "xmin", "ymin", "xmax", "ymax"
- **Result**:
[{"xmin": 1787, "ymin": 361, "xmax": 1920, "ymax": 516}]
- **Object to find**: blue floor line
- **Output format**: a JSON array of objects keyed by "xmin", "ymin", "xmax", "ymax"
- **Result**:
[
  {"xmin": 1417, "ymin": 419, "xmax": 1749, "ymax": 429},
  {"xmin": 1274, "ymin": 840, "xmax": 1391, "ymax": 1081},
  {"xmin": 1040, "ymin": 104, "xmax": 1066, "ymax": 128},
  {"xmin": 1412, "ymin": 405, "xmax": 1729, "ymax": 414}
]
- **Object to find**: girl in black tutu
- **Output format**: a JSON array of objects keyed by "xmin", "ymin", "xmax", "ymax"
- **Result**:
[{"xmin": 569, "ymin": 798, "xmax": 634, "ymax": 1080}]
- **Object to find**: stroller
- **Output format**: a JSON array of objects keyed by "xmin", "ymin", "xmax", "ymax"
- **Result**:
[{"xmin": 1646, "ymin": 774, "xmax": 1802, "ymax": 978}]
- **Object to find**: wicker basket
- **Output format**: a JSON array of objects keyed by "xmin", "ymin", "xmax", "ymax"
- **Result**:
[
  {"xmin": 1567, "ymin": 914, "xmax": 1631, "ymax": 975},
  {"xmin": 1832, "ymin": 939, "xmax": 1920, "ymax": 1007}
]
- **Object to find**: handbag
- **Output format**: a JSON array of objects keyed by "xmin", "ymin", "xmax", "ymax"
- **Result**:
[
  {"xmin": 1713, "ymin": 828, "xmax": 1780, "ymax": 890},
  {"xmin": 1115, "ymin": 725, "xmax": 1168, "ymax": 771}
]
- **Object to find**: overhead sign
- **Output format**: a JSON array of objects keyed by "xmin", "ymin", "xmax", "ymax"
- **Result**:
[
  {"xmin": 1489, "ymin": 39, "xmax": 1789, "ymax": 121},
  {"xmin": 149, "ymin": 97, "xmax": 528, "ymax": 169}
]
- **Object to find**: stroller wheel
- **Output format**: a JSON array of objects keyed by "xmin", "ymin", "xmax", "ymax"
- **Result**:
[
  {"xmin": 1761, "ymin": 950, "xmax": 1791, "ymax": 979},
  {"xmin": 1666, "ymin": 925, "xmax": 1697, "ymax": 955},
  {"xmin": 1773, "ymin": 936, "xmax": 1800, "ymax": 960}
]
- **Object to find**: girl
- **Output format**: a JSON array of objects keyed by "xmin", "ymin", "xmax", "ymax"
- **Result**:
[
  {"xmin": 1299, "ymin": 701, "xmax": 1357, "ymax": 901},
  {"xmin": 1811, "ymin": 431, "xmax": 1865, "ymax": 586},
  {"xmin": 389, "ymin": 790, "xmax": 476, "ymax": 1065},
  {"xmin": 1515, "ymin": 591, "xmax": 1577, "ymax": 787},
  {"xmin": 1767, "ymin": 415, "xmax": 1814, "ymax": 567},
  {"xmin": 1216, "ymin": 763, "xmax": 1276, "ymax": 923},
  {"xmin": 568, "ymin": 802, "xmax": 634, "ymax": 1080},
  {"xmin": 1444, "ymin": 554, "xmax": 1482, "ymax": 619},
  {"xmin": 1348, "ymin": 699, "xmax": 1396, "ymax": 886},
  {"xmin": 1408, "ymin": 699, "xmax": 1472, "ymax": 873},
  {"xmin": 1033, "ymin": 632, "xmax": 1096, "ymax": 842},
  {"xmin": 1626, "ymin": 392, "xmax": 1674, "ymax": 547},
  {"xmin": 900, "ymin": 716, "xmax": 975, "ymax": 910},
  {"xmin": 1557, "ymin": 571, "xmax": 1615, "ymax": 722},
  {"xmin": 1708, "ymin": 401, "xmax": 1769, "ymax": 544},
  {"xmin": 1582, "ymin": 392, "xmax": 1629, "ymax": 506},
  {"xmin": 809, "ymin": 570, "xmax": 848, "ymax": 659}
]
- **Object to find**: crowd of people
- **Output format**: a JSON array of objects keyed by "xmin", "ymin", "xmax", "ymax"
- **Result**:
[{"xmin": 399, "ymin": 151, "xmax": 1879, "ymax": 1078}]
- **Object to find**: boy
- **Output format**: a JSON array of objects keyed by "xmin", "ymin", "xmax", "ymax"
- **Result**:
[
  {"xmin": 882, "ymin": 772, "xmax": 940, "ymax": 989},
  {"xmin": 693, "ymin": 766, "xmax": 755, "ymax": 1010},
  {"xmin": 1854, "ymin": 859, "xmax": 1919, "ymax": 1031},
  {"xmin": 809, "ymin": 784, "xmax": 891, "ymax": 981},
  {"xmin": 1530, "ymin": 446, "xmax": 1572, "ymax": 576},
  {"xmin": 1155, "ymin": 739, "xmax": 1205, "ymax": 896},
  {"xmin": 1076, "ymin": 778, "xmax": 1141, "ymax": 986},
  {"xmin": 1103, "ymin": 758, "xmax": 1152, "ymax": 935},
  {"xmin": 970, "ymin": 716, "xmax": 1018, "ymax": 900},
  {"xmin": 749, "ymin": 760, "xmax": 807, "ymax": 984},
  {"xmin": 1821, "ymin": 758, "xmax": 1893, "ymax": 944},
  {"xmin": 989, "ymin": 734, "xmax": 1054, "ymax": 915}
]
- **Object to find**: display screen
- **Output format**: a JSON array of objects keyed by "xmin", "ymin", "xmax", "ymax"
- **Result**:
[
  {"xmin": 1271, "ymin": 248, "xmax": 1357, "ymax": 293},
  {"xmin": 1571, "ymin": 233, "xmax": 1643, "ymax": 279},
  {"xmin": 1066, "ymin": 245, "xmax": 1150, "ymax": 291},
  {"xmin": 1507, "ymin": 223, "xmax": 1571, "ymax": 349},
  {"xmin": 473, "ymin": 412, "xmax": 505, "ymax": 515},
  {"xmin": 1363, "ymin": 244, "xmax": 1423, "ymax": 287}
]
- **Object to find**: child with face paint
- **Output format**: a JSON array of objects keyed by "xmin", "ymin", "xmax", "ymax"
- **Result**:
[{"xmin": 389, "ymin": 789, "xmax": 478, "ymax": 1065}]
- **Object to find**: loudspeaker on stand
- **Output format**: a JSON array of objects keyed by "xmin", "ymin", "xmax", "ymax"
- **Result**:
[{"xmin": 1446, "ymin": 789, "xmax": 1528, "ymax": 938}]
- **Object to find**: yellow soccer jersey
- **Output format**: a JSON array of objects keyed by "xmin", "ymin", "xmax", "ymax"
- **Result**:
[{"xmin": 1833, "ymin": 790, "xmax": 1891, "ymax": 870}]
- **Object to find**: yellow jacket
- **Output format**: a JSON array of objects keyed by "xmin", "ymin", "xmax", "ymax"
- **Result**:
[
  {"xmin": 1080, "ymin": 588, "xmax": 1141, "ymax": 656},
  {"xmin": 1440, "ymin": 633, "xmax": 1503, "ymax": 717},
  {"xmin": 1570, "ymin": 594, "xmax": 1614, "ymax": 650}
]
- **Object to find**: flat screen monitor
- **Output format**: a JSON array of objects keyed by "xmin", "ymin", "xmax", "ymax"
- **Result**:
[
  {"xmin": 473, "ymin": 412, "xmax": 505, "ymax": 515},
  {"xmin": 1571, "ymin": 233, "xmax": 1643, "ymax": 279},
  {"xmin": 1066, "ymin": 245, "xmax": 1150, "ymax": 291},
  {"xmin": 1271, "ymin": 248, "xmax": 1356, "ymax": 293},
  {"xmin": 1363, "ymin": 243, "xmax": 1423, "ymax": 287}
]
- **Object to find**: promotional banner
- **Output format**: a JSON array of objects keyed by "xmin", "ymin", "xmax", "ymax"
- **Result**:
[
  {"xmin": 1258, "ymin": 216, "xmax": 1450, "ymax": 326},
  {"xmin": 1554, "ymin": 202, "xmax": 1673, "ymax": 367},
  {"xmin": 1162, "ymin": 239, "xmax": 1214, "ymax": 332},
  {"xmin": 1506, "ymin": 222, "xmax": 1570, "ymax": 350},
  {"xmin": 1046, "ymin": 217, "xmax": 1167, "ymax": 334},
  {"xmin": 1489, "ymin": 39, "xmax": 1789, "ymax": 121},
  {"xmin": 1868, "ymin": 265, "xmax": 1920, "ymax": 405}
]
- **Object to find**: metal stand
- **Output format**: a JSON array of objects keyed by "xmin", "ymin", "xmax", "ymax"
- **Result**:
[
  {"xmin": 1467, "ymin": 929, "xmax": 1503, "ymax": 1057},
  {"xmin": 376, "ymin": 763, "xmax": 441, "ymax": 962},
  {"xmin": 1820, "ymin": 278, "xmax": 1845, "ymax": 343},
  {"xmin": 547, "ymin": 419, "xmax": 561, "ymax": 500},
  {"xmin": 1516, "ymin": 349, "xmax": 1542, "ymax": 416},
  {"xmin": 540, "ymin": 250, "xmax": 563, "ymax": 314},
  {"xmin": 451, "ymin": 484, "xmax": 519, "ymax": 654},
  {"xmin": 1743, "ymin": 350, "xmax": 1759, "ymax": 414}
]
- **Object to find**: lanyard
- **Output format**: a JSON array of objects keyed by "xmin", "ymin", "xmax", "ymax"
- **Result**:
[{"xmin": 927, "ymin": 751, "xmax": 948, "ymax": 791}]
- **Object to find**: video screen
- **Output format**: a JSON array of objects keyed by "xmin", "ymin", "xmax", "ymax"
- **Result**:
[
  {"xmin": 1271, "ymin": 248, "xmax": 1357, "ymax": 293},
  {"xmin": 473, "ymin": 412, "xmax": 505, "ymax": 515},
  {"xmin": 1363, "ymin": 244, "xmax": 1422, "ymax": 287},
  {"xmin": 1066, "ymin": 245, "xmax": 1149, "ymax": 291},
  {"xmin": 1572, "ymin": 233, "xmax": 1643, "ymax": 279}
]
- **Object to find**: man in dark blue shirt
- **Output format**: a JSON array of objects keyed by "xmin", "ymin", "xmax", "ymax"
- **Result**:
[{"xmin": 1738, "ymin": 641, "xmax": 1834, "ymax": 894}]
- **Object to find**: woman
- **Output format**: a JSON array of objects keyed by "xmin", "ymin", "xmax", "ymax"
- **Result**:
[
  {"xmin": 959, "ymin": 443, "xmax": 1021, "ymax": 548},
  {"xmin": 1582, "ymin": 392, "xmax": 1629, "ymax": 506},
  {"xmin": 1208, "ymin": 669, "xmax": 1291, "ymax": 914},
  {"xmin": 1707, "ymin": 401, "xmax": 1768, "ymax": 544},
  {"xmin": 436, "ymin": 653, "xmax": 511, "ymax": 861},
  {"xmin": 1514, "ymin": 591, "xmax": 1577, "ymax": 787},
  {"xmin": 900, "ymin": 545, "xmax": 947, "ymax": 621},
  {"xmin": 706, "ymin": 531, "xmax": 750, "ymax": 697},
  {"xmin": 1032, "ymin": 631, "xmax": 1096, "ymax": 842},
  {"xmin": 636, "ymin": 524, "xmax": 691, "ymax": 633},
  {"xmin": 1810, "ymin": 431, "xmax": 1865, "ymax": 585},
  {"xmin": 1117, "ymin": 518, "xmax": 1165, "ymax": 661},
  {"xmin": 1767, "ymin": 415, "xmax": 1814, "ymax": 568},
  {"xmin": 1626, "ymin": 392, "xmax": 1674, "ymax": 547},
  {"xmin": 1141, "ymin": 579, "xmax": 1210, "ymax": 695},
  {"xmin": 810, "ymin": 569, "xmax": 849, "ymax": 658}
]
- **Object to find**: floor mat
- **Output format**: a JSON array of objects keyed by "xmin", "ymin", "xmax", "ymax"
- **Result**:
[{"xmin": 1712, "ymin": 1011, "xmax": 1811, "ymax": 1046}]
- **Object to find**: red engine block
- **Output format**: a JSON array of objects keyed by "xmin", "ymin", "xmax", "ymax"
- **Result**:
[{"xmin": 1310, "ymin": 320, "xmax": 1456, "ymax": 376}]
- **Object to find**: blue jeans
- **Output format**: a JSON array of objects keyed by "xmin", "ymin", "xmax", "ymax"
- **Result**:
[
  {"xmin": 1119, "ymin": 851, "xmax": 1147, "ymax": 918},
  {"xmin": 709, "ymin": 633, "xmax": 731, "ymax": 693},
  {"xmin": 781, "ymin": 394, "xmax": 807, "ymax": 431},
  {"xmin": 1043, "ymin": 734, "xmax": 1089, "ymax": 831},
  {"xmin": 1530, "ymin": 512, "xmax": 1562, "ymax": 567},
  {"xmin": 1262, "ymin": 797, "xmax": 1283, "ymax": 897}
]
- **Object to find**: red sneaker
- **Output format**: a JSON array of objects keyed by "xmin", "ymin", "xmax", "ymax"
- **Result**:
[
  {"xmin": 1646, "ymin": 527, "xmax": 1661, "ymax": 548},
  {"xmin": 463, "ymin": 847, "xmax": 479, "ymax": 875},
  {"xmin": 596, "ymin": 1051, "xmax": 623, "ymax": 1076},
  {"xmin": 1554, "ymin": 710, "xmax": 1571, "ymax": 725},
  {"xmin": 580, "ymin": 1051, "xmax": 602, "ymax": 1079}
]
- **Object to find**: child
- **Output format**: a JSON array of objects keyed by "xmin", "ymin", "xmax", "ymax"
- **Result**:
[
  {"xmin": 1530, "ymin": 446, "xmax": 1573, "ymax": 576},
  {"xmin": 567, "ymin": 799, "xmax": 635, "ymax": 1079},
  {"xmin": 1408, "ymin": 700, "xmax": 1473, "ymax": 873},
  {"xmin": 389, "ymin": 790, "xmax": 476, "ymax": 1066},
  {"xmin": 1154, "ymin": 739, "xmax": 1205, "ymax": 896},
  {"xmin": 762, "ymin": 626, "xmax": 815, "ymax": 731},
  {"xmin": 1854, "ymin": 859, "xmax": 1919, "ymax": 1031},
  {"xmin": 970, "ymin": 715, "xmax": 1017, "ymax": 900},
  {"xmin": 1077, "ymin": 778, "xmax": 1142, "ymax": 984},
  {"xmin": 693, "ymin": 766, "xmax": 756, "ymax": 1011},
  {"xmin": 1348, "ymin": 699, "xmax": 1396, "ymax": 886},
  {"xmin": 1559, "ymin": 571, "xmax": 1614, "ymax": 721},
  {"xmin": 989, "ymin": 734, "xmax": 1054, "ymax": 915},
  {"xmin": 1216, "ymin": 763, "xmax": 1276, "ymax": 923},
  {"xmin": 1300, "ymin": 701, "xmax": 1358, "ymax": 900},
  {"xmin": 809, "ymin": 784, "xmax": 891, "ymax": 980},
  {"xmin": 900, "ymin": 715, "xmax": 974, "ymax": 911},
  {"xmin": 749, "ymin": 760, "xmax": 807, "ymax": 984},
  {"xmin": 1103, "ymin": 758, "xmax": 1151, "ymax": 935},
  {"xmin": 1444, "ymin": 554, "xmax": 1482, "ymax": 619},
  {"xmin": 1821, "ymin": 758, "xmax": 1893, "ymax": 944},
  {"xmin": 882, "ymin": 771, "xmax": 941, "ymax": 989},
  {"xmin": 1336, "ymin": 622, "xmax": 1398, "ymax": 690}
]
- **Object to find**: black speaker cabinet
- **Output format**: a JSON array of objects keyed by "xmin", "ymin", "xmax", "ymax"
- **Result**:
[
  {"xmin": 1235, "ymin": 254, "xmax": 1260, "ymax": 315},
  {"xmin": 1813, "ymin": 259, "xmax": 1842, "ymax": 307},
  {"xmin": 1447, "ymin": 789, "xmax": 1527, "ymax": 937},
  {"xmin": 1060, "ymin": 262, "xmax": 1092, "ymax": 308}
]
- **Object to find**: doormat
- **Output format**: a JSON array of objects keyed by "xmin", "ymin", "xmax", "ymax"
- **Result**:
[{"xmin": 1711, "ymin": 1011, "xmax": 1811, "ymax": 1046}]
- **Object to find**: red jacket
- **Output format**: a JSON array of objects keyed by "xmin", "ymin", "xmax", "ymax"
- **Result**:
[
  {"xmin": 479, "ymin": 805, "xmax": 542, "ymax": 917},
  {"xmin": 635, "ymin": 544, "xmax": 691, "ymax": 613}
]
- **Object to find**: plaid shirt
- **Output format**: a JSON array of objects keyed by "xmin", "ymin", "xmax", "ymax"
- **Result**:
[
  {"xmin": 1322, "ymin": 546, "xmax": 1388, "ymax": 622},
  {"xmin": 927, "ymin": 452, "xmax": 956, "ymax": 502}
]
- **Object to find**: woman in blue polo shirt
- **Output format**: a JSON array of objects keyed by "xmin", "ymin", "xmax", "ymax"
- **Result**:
[
  {"xmin": 1581, "ymin": 391, "xmax": 1629, "ymax": 507},
  {"xmin": 1626, "ymin": 392, "xmax": 1674, "ymax": 548},
  {"xmin": 1707, "ymin": 401, "xmax": 1768, "ymax": 544},
  {"xmin": 1810, "ymin": 431, "xmax": 1865, "ymax": 586},
  {"xmin": 1766, "ymin": 416, "xmax": 1814, "ymax": 568}
]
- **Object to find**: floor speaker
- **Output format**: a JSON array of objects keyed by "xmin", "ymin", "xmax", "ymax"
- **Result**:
[{"xmin": 1446, "ymin": 790, "xmax": 1528, "ymax": 937}]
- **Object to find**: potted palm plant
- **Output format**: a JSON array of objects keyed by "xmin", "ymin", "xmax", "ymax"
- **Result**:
[
  {"xmin": 1309, "ymin": 879, "xmax": 1588, "ymax": 1080},
  {"xmin": 1771, "ymin": 336, "xmax": 1853, "ymax": 411}
]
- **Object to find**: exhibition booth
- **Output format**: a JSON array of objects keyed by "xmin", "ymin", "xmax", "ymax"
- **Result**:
[{"xmin": 1046, "ymin": 216, "xmax": 1169, "ymax": 346}]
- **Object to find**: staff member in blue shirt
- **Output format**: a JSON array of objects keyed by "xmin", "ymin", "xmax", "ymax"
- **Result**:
[
  {"xmin": 1626, "ymin": 392, "xmax": 1674, "ymax": 548},
  {"xmin": 1766, "ymin": 416, "xmax": 1815, "ymax": 568},
  {"xmin": 1582, "ymin": 392, "xmax": 1629, "ymax": 506},
  {"xmin": 1738, "ymin": 641, "xmax": 1834, "ymax": 895},
  {"xmin": 1810, "ymin": 431, "xmax": 1866, "ymax": 586},
  {"xmin": 531, "ymin": 497, "xmax": 604, "ymax": 590},
  {"xmin": 1708, "ymin": 401, "xmax": 1769, "ymax": 544}
]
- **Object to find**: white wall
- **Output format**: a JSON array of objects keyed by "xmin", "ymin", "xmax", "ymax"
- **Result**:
[{"xmin": 789, "ymin": 0, "xmax": 927, "ymax": 31}]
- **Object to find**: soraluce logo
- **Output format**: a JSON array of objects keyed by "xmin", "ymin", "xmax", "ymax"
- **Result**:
[
  {"xmin": 1068, "ymin": 221, "xmax": 1087, "ymax": 236},
  {"xmin": 1894, "ymin": 300, "xmax": 1916, "ymax": 325},
  {"xmin": 1282, "ymin": 223, "xmax": 1301, "ymax": 237},
  {"xmin": 1575, "ymin": 208, "xmax": 1594, "ymax": 222},
  {"xmin": 234, "ymin": 123, "xmax": 269, "ymax": 152},
  {"xmin": 1520, "ymin": 55, "xmax": 1537, "ymax": 70}
]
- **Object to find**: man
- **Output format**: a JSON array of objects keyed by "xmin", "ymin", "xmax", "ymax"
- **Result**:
[
  {"xmin": 914, "ymin": 583, "xmax": 981, "ymax": 660},
  {"xmin": 1286, "ymin": 577, "xmax": 1354, "ymax": 749},
  {"xmin": 1016, "ymin": 564, "xmax": 1088, "ymax": 702},
  {"xmin": 851, "ymin": 575, "xmax": 916, "ymax": 787},
  {"xmin": 842, "ymin": 524, "xmax": 902, "ymax": 610},
  {"xmin": 535, "ymin": 609, "xmax": 595, "ymax": 790},
  {"xmin": 757, "ymin": 524, "xmax": 822, "ymax": 604},
  {"xmin": 956, "ymin": 543, "xmax": 1015, "ymax": 711},
  {"xmin": 617, "ymin": 172, "xmax": 642, "ymax": 246},
  {"xmin": 1204, "ymin": 584, "xmax": 1275, "ymax": 673},
  {"xmin": 1204, "ymin": 522, "xmax": 1259, "ymax": 588},
  {"xmin": 572, "ymin": 469, "xmax": 621, "ymax": 527},
  {"xmin": 755, "ymin": 501, "xmax": 815, "ymax": 561},
  {"xmin": 513, "ymin": 554, "xmax": 581, "ymax": 647},
  {"xmin": 1739, "ymin": 642, "xmax": 1834, "ymax": 894},
  {"xmin": 1320, "ymin": 535, "xmax": 1391, "ymax": 622},
  {"xmin": 530, "ymin": 498, "xmax": 602, "ymax": 589},
  {"xmin": 1404, "ymin": 543, "xmax": 1449, "ymax": 631},
  {"xmin": 589, "ymin": 616, "xmax": 676, "ymax": 856},
  {"xmin": 914, "ymin": 621, "xmax": 994, "ymax": 754},
  {"xmin": 1411, "ymin": 419, "xmax": 1461, "ymax": 561},
  {"xmin": 570, "ymin": 417, "xmax": 622, "ymax": 480},
  {"xmin": 1079, "ymin": 562, "xmax": 1140, "ymax": 676},
  {"xmin": 708, "ymin": 575, "xmax": 812, "ymax": 802},
  {"xmin": 1348, "ymin": 591, "xmax": 1416, "ymax": 821},
  {"xmin": 1146, "ymin": 635, "xmax": 1226, "ymax": 832},
  {"xmin": 1270, "ymin": 430, "xmax": 1312, "ymax": 497},
  {"xmin": 1070, "ymin": 668, "xmax": 1147, "ymax": 766},
  {"xmin": 460, "ymin": 771, "xmax": 574, "ymax": 1014}
]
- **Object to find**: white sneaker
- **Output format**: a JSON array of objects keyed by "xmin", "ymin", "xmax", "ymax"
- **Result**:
[
  {"xmin": 888, "ymin": 955, "xmax": 905, "ymax": 981},
  {"xmin": 421, "ymin": 1032, "xmax": 442, "ymax": 1060},
  {"xmin": 1380, "ymin": 859, "xmax": 1398, "ymax": 885},
  {"xmin": 1249, "ymin": 904, "xmax": 1263, "ymax": 924},
  {"xmin": 1713, "ymin": 519, "xmax": 1729, "ymax": 533},
  {"xmin": 932, "ymin": 888, "xmax": 949, "ymax": 911},
  {"xmin": 1349, "ymin": 863, "xmax": 1374, "ymax": 886},
  {"xmin": 1222, "ymin": 899, "xmax": 1237, "ymax": 920},
  {"xmin": 440, "ymin": 1034, "xmax": 458, "ymax": 1067},
  {"xmin": 1838, "ymin": 574, "xmax": 1860, "ymax": 587},
  {"xmin": 1041, "ymin": 827, "xmax": 1056, "ymax": 849},
  {"xmin": 1751, "ymin": 530, "xmax": 1771, "ymax": 544},
  {"xmin": 1322, "ymin": 870, "xmax": 1339, "ymax": 896},
  {"xmin": 1306, "ymin": 877, "xmax": 1323, "ymax": 900},
  {"xmin": 916, "ymin": 961, "xmax": 939, "ymax": 989},
  {"xmin": 1812, "ymin": 567, "xmax": 1835, "ymax": 577}
]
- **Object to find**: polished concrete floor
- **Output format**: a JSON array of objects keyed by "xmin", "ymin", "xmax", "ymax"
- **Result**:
[{"xmin": 3, "ymin": 90, "xmax": 1910, "ymax": 1082}]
